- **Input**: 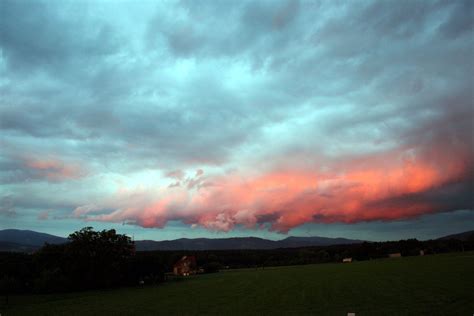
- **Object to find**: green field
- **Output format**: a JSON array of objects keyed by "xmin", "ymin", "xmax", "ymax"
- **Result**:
[{"xmin": 1, "ymin": 252, "xmax": 473, "ymax": 315}]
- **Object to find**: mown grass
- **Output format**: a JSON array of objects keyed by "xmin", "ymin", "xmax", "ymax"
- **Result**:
[{"xmin": 1, "ymin": 252, "xmax": 473, "ymax": 315}]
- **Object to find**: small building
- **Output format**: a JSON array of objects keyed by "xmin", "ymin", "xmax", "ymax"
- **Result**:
[
  {"xmin": 419, "ymin": 250, "xmax": 425, "ymax": 256},
  {"xmin": 173, "ymin": 255, "xmax": 197, "ymax": 276},
  {"xmin": 342, "ymin": 257, "xmax": 353, "ymax": 263},
  {"xmin": 388, "ymin": 252, "xmax": 402, "ymax": 258}
]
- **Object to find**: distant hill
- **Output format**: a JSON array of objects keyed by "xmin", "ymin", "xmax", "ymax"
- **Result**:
[
  {"xmin": 0, "ymin": 229, "xmax": 67, "ymax": 249},
  {"xmin": 0, "ymin": 229, "xmax": 362, "ymax": 252},
  {"xmin": 134, "ymin": 236, "xmax": 363, "ymax": 251},
  {"xmin": 136, "ymin": 237, "xmax": 277, "ymax": 251},
  {"xmin": 437, "ymin": 230, "xmax": 474, "ymax": 241}
]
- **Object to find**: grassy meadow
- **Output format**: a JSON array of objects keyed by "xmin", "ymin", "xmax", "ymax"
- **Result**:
[{"xmin": 1, "ymin": 252, "xmax": 473, "ymax": 315}]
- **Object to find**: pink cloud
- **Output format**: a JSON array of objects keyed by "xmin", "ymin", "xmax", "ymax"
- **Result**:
[
  {"xmin": 25, "ymin": 157, "xmax": 84, "ymax": 181},
  {"xmin": 75, "ymin": 142, "xmax": 472, "ymax": 233}
]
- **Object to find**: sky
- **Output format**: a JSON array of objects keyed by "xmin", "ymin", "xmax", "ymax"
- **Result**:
[{"xmin": 0, "ymin": 0, "xmax": 473, "ymax": 241}]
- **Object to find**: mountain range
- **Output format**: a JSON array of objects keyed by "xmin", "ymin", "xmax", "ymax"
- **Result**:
[
  {"xmin": 135, "ymin": 236, "xmax": 363, "ymax": 251},
  {"xmin": 0, "ymin": 229, "xmax": 363, "ymax": 252},
  {"xmin": 0, "ymin": 229, "xmax": 472, "ymax": 252}
]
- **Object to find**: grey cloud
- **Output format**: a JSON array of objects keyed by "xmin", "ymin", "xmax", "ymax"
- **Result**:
[
  {"xmin": 0, "ymin": 195, "xmax": 16, "ymax": 217},
  {"xmin": 256, "ymin": 213, "xmax": 281, "ymax": 225},
  {"xmin": 37, "ymin": 210, "xmax": 49, "ymax": 220},
  {"xmin": 355, "ymin": 0, "xmax": 438, "ymax": 38},
  {"xmin": 146, "ymin": 0, "xmax": 303, "ymax": 61},
  {"xmin": 438, "ymin": 0, "xmax": 474, "ymax": 38},
  {"xmin": 166, "ymin": 169, "xmax": 185, "ymax": 180},
  {"xmin": 0, "ymin": 0, "xmax": 121, "ymax": 73},
  {"xmin": 2, "ymin": 0, "xmax": 470, "ymax": 169}
]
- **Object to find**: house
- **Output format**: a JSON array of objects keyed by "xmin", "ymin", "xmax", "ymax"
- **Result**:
[
  {"xmin": 342, "ymin": 257, "xmax": 353, "ymax": 263},
  {"xmin": 173, "ymin": 255, "xmax": 197, "ymax": 276},
  {"xmin": 388, "ymin": 252, "xmax": 402, "ymax": 258},
  {"xmin": 419, "ymin": 250, "xmax": 425, "ymax": 256}
]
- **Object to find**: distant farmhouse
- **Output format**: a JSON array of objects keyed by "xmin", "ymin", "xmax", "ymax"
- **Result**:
[
  {"xmin": 173, "ymin": 255, "xmax": 197, "ymax": 276},
  {"xmin": 342, "ymin": 257, "xmax": 353, "ymax": 263},
  {"xmin": 388, "ymin": 252, "xmax": 402, "ymax": 258}
]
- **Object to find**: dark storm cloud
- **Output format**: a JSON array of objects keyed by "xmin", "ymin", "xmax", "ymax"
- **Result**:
[{"xmin": 366, "ymin": 177, "xmax": 474, "ymax": 216}]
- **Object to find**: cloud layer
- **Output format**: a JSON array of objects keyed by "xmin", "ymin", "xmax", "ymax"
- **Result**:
[{"xmin": 1, "ymin": 0, "xmax": 472, "ymax": 234}]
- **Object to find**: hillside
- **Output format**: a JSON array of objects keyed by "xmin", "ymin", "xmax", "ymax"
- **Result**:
[
  {"xmin": 437, "ymin": 230, "xmax": 474, "ymax": 241},
  {"xmin": 0, "ymin": 229, "xmax": 66, "ymax": 247}
]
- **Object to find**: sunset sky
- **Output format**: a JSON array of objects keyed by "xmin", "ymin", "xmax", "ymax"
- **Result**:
[{"xmin": 1, "ymin": 0, "xmax": 473, "ymax": 241}]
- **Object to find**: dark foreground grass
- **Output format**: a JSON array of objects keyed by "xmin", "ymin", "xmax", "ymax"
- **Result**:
[{"xmin": 1, "ymin": 252, "xmax": 473, "ymax": 315}]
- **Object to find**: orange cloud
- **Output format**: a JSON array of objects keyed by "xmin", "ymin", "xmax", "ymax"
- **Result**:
[{"xmin": 76, "ymin": 144, "xmax": 472, "ymax": 233}]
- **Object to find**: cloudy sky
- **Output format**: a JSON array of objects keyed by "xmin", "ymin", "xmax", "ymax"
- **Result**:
[{"xmin": 1, "ymin": 0, "xmax": 473, "ymax": 241}]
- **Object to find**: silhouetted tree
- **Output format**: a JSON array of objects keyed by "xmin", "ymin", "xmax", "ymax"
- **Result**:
[{"xmin": 34, "ymin": 227, "xmax": 135, "ymax": 291}]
